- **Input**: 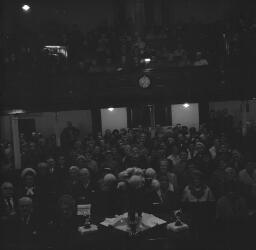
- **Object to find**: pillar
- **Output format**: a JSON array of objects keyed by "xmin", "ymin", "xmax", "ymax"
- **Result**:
[
  {"xmin": 241, "ymin": 101, "xmax": 247, "ymax": 136},
  {"xmin": 11, "ymin": 116, "xmax": 21, "ymax": 169},
  {"xmin": 54, "ymin": 112, "xmax": 61, "ymax": 147}
]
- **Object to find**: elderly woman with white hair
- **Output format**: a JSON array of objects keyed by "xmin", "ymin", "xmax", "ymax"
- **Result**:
[{"xmin": 18, "ymin": 168, "xmax": 38, "ymax": 200}]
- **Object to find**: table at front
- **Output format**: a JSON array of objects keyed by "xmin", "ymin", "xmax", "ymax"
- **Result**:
[{"xmin": 77, "ymin": 213, "xmax": 191, "ymax": 250}]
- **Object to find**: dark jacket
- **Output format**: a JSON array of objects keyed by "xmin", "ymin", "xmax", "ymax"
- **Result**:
[
  {"xmin": 145, "ymin": 189, "xmax": 178, "ymax": 216},
  {"xmin": 1, "ymin": 213, "xmax": 44, "ymax": 250},
  {"xmin": 47, "ymin": 215, "xmax": 84, "ymax": 250}
]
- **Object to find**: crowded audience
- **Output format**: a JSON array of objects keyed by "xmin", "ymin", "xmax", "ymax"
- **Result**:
[
  {"xmin": 1, "ymin": 117, "xmax": 256, "ymax": 250},
  {"xmin": 2, "ymin": 15, "xmax": 256, "ymax": 76}
]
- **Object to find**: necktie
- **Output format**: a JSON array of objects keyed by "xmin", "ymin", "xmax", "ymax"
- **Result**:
[{"xmin": 6, "ymin": 198, "xmax": 13, "ymax": 210}]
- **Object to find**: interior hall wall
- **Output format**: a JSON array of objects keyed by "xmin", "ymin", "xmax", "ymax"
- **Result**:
[
  {"xmin": 15, "ymin": 110, "xmax": 92, "ymax": 138},
  {"xmin": 3, "ymin": 0, "xmax": 115, "ymax": 34},
  {"xmin": 168, "ymin": 0, "xmax": 240, "ymax": 24},
  {"xmin": 209, "ymin": 101, "xmax": 242, "ymax": 126},
  {"xmin": 101, "ymin": 108, "xmax": 128, "ymax": 133},
  {"xmin": 171, "ymin": 103, "xmax": 199, "ymax": 129},
  {"xmin": 209, "ymin": 100, "xmax": 256, "ymax": 125}
]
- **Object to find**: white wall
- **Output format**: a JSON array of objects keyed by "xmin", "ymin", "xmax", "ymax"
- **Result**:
[
  {"xmin": 6, "ymin": 110, "xmax": 93, "ymax": 138},
  {"xmin": 171, "ymin": 103, "xmax": 199, "ymax": 129},
  {"xmin": 101, "ymin": 108, "xmax": 128, "ymax": 133}
]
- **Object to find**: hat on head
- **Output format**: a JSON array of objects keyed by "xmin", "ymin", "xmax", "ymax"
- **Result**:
[{"xmin": 21, "ymin": 168, "xmax": 37, "ymax": 178}]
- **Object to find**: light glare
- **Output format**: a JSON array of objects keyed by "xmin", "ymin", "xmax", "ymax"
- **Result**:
[
  {"xmin": 22, "ymin": 4, "xmax": 30, "ymax": 12},
  {"xmin": 8, "ymin": 109, "xmax": 26, "ymax": 115},
  {"xmin": 108, "ymin": 108, "xmax": 114, "ymax": 112},
  {"xmin": 183, "ymin": 103, "xmax": 190, "ymax": 108}
]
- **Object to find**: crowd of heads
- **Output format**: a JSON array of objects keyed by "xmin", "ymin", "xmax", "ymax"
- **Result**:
[
  {"xmin": 2, "ymin": 15, "xmax": 256, "ymax": 75},
  {"xmin": 1, "ymin": 116, "xmax": 256, "ymax": 248},
  {"xmin": 1, "ymin": 119, "xmax": 256, "ymax": 208}
]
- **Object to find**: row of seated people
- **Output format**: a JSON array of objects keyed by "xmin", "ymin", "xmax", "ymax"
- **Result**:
[
  {"xmin": 1, "ymin": 123, "xmax": 256, "ymax": 250},
  {"xmin": 3, "ymin": 15, "xmax": 256, "ymax": 75},
  {"xmin": 1, "ymin": 162, "xmax": 256, "ymax": 250}
]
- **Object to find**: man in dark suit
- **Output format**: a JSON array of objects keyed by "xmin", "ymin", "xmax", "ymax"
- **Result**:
[
  {"xmin": 91, "ymin": 174, "xmax": 118, "ymax": 223},
  {"xmin": 72, "ymin": 168, "xmax": 94, "ymax": 204},
  {"xmin": 145, "ymin": 176, "xmax": 178, "ymax": 218},
  {"xmin": 0, "ymin": 182, "xmax": 16, "ymax": 220},
  {"xmin": 47, "ymin": 195, "xmax": 84, "ymax": 250},
  {"xmin": 2, "ymin": 196, "xmax": 43, "ymax": 250}
]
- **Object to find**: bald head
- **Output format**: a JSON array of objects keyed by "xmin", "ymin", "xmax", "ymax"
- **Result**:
[
  {"xmin": 145, "ymin": 168, "xmax": 156, "ymax": 179},
  {"xmin": 151, "ymin": 179, "xmax": 160, "ymax": 191},
  {"xmin": 102, "ymin": 174, "xmax": 117, "ymax": 191},
  {"xmin": 18, "ymin": 197, "xmax": 33, "ymax": 217},
  {"xmin": 128, "ymin": 175, "xmax": 143, "ymax": 189},
  {"xmin": 103, "ymin": 174, "xmax": 117, "ymax": 184}
]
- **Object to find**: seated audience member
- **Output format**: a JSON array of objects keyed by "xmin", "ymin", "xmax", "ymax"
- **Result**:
[
  {"xmin": 91, "ymin": 173, "xmax": 118, "ymax": 222},
  {"xmin": 167, "ymin": 144, "xmax": 181, "ymax": 167},
  {"xmin": 84, "ymin": 153, "xmax": 99, "ymax": 177},
  {"xmin": 76, "ymin": 155, "xmax": 87, "ymax": 169},
  {"xmin": 130, "ymin": 146, "xmax": 148, "ymax": 169},
  {"xmin": 0, "ymin": 158, "xmax": 17, "ymax": 184},
  {"xmin": 210, "ymin": 159, "xmax": 229, "ymax": 199},
  {"xmin": 172, "ymin": 43, "xmax": 188, "ymax": 67},
  {"xmin": 182, "ymin": 170, "xmax": 215, "ymax": 202},
  {"xmin": 144, "ymin": 168, "xmax": 157, "ymax": 191},
  {"xmin": 174, "ymin": 149, "xmax": 189, "ymax": 177},
  {"xmin": 100, "ymin": 150, "xmax": 120, "ymax": 174},
  {"xmin": 158, "ymin": 159, "xmax": 177, "ymax": 191},
  {"xmin": 18, "ymin": 168, "xmax": 38, "ymax": 200},
  {"xmin": 209, "ymin": 138, "xmax": 220, "ymax": 160},
  {"xmin": 2, "ymin": 197, "xmax": 43, "ymax": 250},
  {"xmin": 0, "ymin": 182, "xmax": 16, "ymax": 219},
  {"xmin": 48, "ymin": 195, "xmax": 84, "ymax": 250},
  {"xmin": 193, "ymin": 51, "xmax": 208, "ymax": 66},
  {"xmin": 239, "ymin": 162, "xmax": 256, "ymax": 207},
  {"xmin": 145, "ymin": 177, "xmax": 178, "ymax": 216},
  {"xmin": 145, "ymin": 167, "xmax": 157, "ymax": 180},
  {"xmin": 63, "ymin": 166, "xmax": 80, "ymax": 195},
  {"xmin": 72, "ymin": 168, "xmax": 94, "ymax": 203},
  {"xmin": 230, "ymin": 149, "xmax": 244, "ymax": 172},
  {"xmin": 216, "ymin": 181, "xmax": 247, "ymax": 221},
  {"xmin": 216, "ymin": 181, "xmax": 249, "ymax": 250},
  {"xmin": 178, "ymin": 160, "xmax": 197, "ymax": 191}
]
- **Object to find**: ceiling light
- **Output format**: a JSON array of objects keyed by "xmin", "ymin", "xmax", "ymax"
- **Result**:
[
  {"xmin": 7, "ymin": 109, "xmax": 26, "ymax": 115},
  {"xmin": 22, "ymin": 4, "xmax": 31, "ymax": 12},
  {"xmin": 108, "ymin": 108, "xmax": 114, "ymax": 112},
  {"xmin": 183, "ymin": 103, "xmax": 190, "ymax": 108}
]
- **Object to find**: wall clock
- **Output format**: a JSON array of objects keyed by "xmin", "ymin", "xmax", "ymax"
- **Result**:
[{"xmin": 139, "ymin": 75, "xmax": 151, "ymax": 88}]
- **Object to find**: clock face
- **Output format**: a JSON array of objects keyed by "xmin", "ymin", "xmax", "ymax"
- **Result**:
[{"xmin": 139, "ymin": 75, "xmax": 151, "ymax": 88}]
